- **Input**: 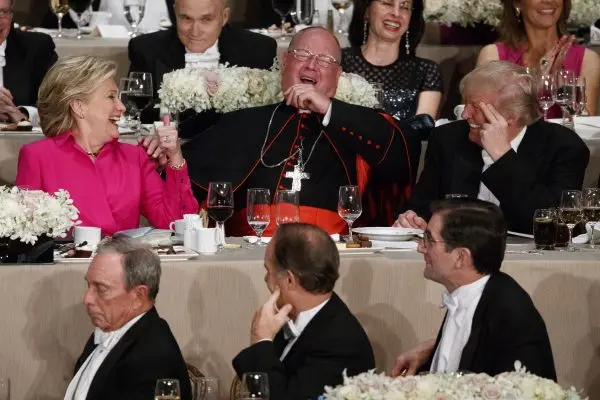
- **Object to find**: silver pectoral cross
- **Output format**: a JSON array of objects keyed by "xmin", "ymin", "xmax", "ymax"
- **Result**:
[{"xmin": 285, "ymin": 164, "xmax": 310, "ymax": 191}]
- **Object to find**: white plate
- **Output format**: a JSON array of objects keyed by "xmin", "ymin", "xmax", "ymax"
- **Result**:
[
  {"xmin": 250, "ymin": 28, "xmax": 282, "ymax": 38},
  {"xmin": 352, "ymin": 227, "xmax": 423, "ymax": 242},
  {"xmin": 54, "ymin": 245, "xmax": 196, "ymax": 263},
  {"xmin": 338, "ymin": 246, "xmax": 383, "ymax": 254}
]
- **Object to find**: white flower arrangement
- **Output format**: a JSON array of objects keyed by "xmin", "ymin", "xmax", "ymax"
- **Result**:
[
  {"xmin": 424, "ymin": 0, "xmax": 597, "ymax": 27},
  {"xmin": 322, "ymin": 363, "xmax": 586, "ymax": 400},
  {"xmin": 158, "ymin": 64, "xmax": 378, "ymax": 115},
  {"xmin": 0, "ymin": 186, "xmax": 80, "ymax": 245}
]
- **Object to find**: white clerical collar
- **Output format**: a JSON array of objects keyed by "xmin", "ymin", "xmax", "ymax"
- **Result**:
[
  {"xmin": 93, "ymin": 312, "xmax": 146, "ymax": 350},
  {"xmin": 292, "ymin": 297, "xmax": 330, "ymax": 337},
  {"xmin": 442, "ymin": 275, "xmax": 490, "ymax": 313}
]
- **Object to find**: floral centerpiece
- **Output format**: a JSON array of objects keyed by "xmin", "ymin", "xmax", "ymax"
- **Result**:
[
  {"xmin": 0, "ymin": 186, "xmax": 79, "ymax": 263},
  {"xmin": 158, "ymin": 64, "xmax": 379, "ymax": 115},
  {"xmin": 322, "ymin": 363, "xmax": 586, "ymax": 400},
  {"xmin": 425, "ymin": 0, "xmax": 597, "ymax": 27}
]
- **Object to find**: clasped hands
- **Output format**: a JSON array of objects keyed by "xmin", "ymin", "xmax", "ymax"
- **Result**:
[
  {"xmin": 137, "ymin": 114, "xmax": 184, "ymax": 168},
  {"xmin": 0, "ymin": 87, "xmax": 27, "ymax": 123}
]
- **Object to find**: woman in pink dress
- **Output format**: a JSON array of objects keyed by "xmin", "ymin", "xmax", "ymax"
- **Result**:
[
  {"xmin": 15, "ymin": 56, "xmax": 198, "ymax": 235},
  {"xmin": 476, "ymin": 0, "xmax": 599, "ymax": 117}
]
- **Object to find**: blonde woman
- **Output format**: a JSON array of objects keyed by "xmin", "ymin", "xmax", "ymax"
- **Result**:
[{"xmin": 16, "ymin": 56, "xmax": 198, "ymax": 235}]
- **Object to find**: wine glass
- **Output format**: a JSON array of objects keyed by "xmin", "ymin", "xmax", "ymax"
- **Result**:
[
  {"xmin": 124, "ymin": 0, "xmax": 147, "ymax": 37},
  {"xmin": 239, "ymin": 372, "xmax": 269, "ymax": 400},
  {"xmin": 49, "ymin": 0, "xmax": 69, "ymax": 38},
  {"xmin": 552, "ymin": 69, "xmax": 575, "ymax": 127},
  {"xmin": 192, "ymin": 377, "xmax": 219, "ymax": 400},
  {"xmin": 155, "ymin": 379, "xmax": 180, "ymax": 400},
  {"xmin": 331, "ymin": 0, "xmax": 352, "ymax": 35},
  {"xmin": 573, "ymin": 76, "xmax": 587, "ymax": 116},
  {"xmin": 338, "ymin": 185, "xmax": 362, "ymax": 241},
  {"xmin": 559, "ymin": 190, "xmax": 582, "ymax": 252},
  {"xmin": 275, "ymin": 190, "xmax": 299, "ymax": 226},
  {"xmin": 272, "ymin": 0, "xmax": 293, "ymax": 40},
  {"xmin": 582, "ymin": 188, "xmax": 600, "ymax": 249},
  {"xmin": 247, "ymin": 188, "xmax": 271, "ymax": 246},
  {"xmin": 290, "ymin": 0, "xmax": 314, "ymax": 25},
  {"xmin": 68, "ymin": 0, "xmax": 92, "ymax": 39},
  {"xmin": 127, "ymin": 72, "xmax": 153, "ymax": 118},
  {"xmin": 119, "ymin": 78, "xmax": 141, "ymax": 132},
  {"xmin": 208, "ymin": 182, "xmax": 234, "ymax": 250},
  {"xmin": 537, "ymin": 74, "xmax": 554, "ymax": 121}
]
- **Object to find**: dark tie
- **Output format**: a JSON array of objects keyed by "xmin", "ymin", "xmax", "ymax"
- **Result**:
[{"xmin": 92, "ymin": 0, "xmax": 101, "ymax": 11}]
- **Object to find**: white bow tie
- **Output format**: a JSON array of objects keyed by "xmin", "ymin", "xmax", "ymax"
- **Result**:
[
  {"xmin": 94, "ymin": 328, "xmax": 113, "ymax": 347},
  {"xmin": 0, "ymin": 41, "xmax": 6, "ymax": 68},
  {"xmin": 185, "ymin": 51, "xmax": 220, "ymax": 70},
  {"xmin": 441, "ymin": 292, "xmax": 459, "ymax": 316}
]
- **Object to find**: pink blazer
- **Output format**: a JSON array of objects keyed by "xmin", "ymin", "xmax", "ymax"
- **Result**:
[{"xmin": 15, "ymin": 132, "xmax": 199, "ymax": 235}]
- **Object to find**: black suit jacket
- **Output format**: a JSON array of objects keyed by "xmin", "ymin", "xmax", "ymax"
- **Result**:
[
  {"xmin": 4, "ymin": 29, "xmax": 57, "ymax": 108},
  {"xmin": 128, "ymin": 25, "xmax": 277, "ymax": 137},
  {"xmin": 232, "ymin": 293, "xmax": 375, "ymax": 400},
  {"xmin": 420, "ymin": 272, "xmax": 556, "ymax": 380},
  {"xmin": 73, "ymin": 307, "xmax": 192, "ymax": 400},
  {"xmin": 405, "ymin": 119, "xmax": 589, "ymax": 233}
]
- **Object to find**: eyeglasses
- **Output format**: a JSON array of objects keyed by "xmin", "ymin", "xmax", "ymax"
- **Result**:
[
  {"xmin": 372, "ymin": 0, "xmax": 413, "ymax": 12},
  {"xmin": 420, "ymin": 231, "xmax": 445, "ymax": 249},
  {"xmin": 288, "ymin": 49, "xmax": 339, "ymax": 68},
  {"xmin": 0, "ymin": 8, "xmax": 13, "ymax": 18}
]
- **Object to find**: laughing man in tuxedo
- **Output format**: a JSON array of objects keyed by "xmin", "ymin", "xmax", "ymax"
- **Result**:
[
  {"xmin": 391, "ymin": 199, "xmax": 556, "ymax": 380},
  {"xmin": 128, "ymin": 0, "xmax": 277, "ymax": 138},
  {"xmin": 394, "ymin": 61, "xmax": 589, "ymax": 234},
  {"xmin": 233, "ymin": 223, "xmax": 375, "ymax": 400},
  {"xmin": 65, "ymin": 237, "xmax": 191, "ymax": 400},
  {"xmin": 0, "ymin": 0, "xmax": 57, "ymax": 125}
]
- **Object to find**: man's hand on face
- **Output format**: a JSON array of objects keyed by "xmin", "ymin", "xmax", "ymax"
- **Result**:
[
  {"xmin": 283, "ymin": 84, "xmax": 331, "ymax": 115},
  {"xmin": 250, "ymin": 288, "xmax": 293, "ymax": 345},
  {"xmin": 478, "ymin": 103, "xmax": 512, "ymax": 162}
]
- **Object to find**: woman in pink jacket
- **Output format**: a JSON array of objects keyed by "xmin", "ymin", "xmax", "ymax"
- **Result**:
[{"xmin": 16, "ymin": 56, "xmax": 198, "ymax": 235}]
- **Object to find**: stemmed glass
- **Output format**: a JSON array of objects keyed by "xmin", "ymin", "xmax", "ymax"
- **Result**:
[
  {"xmin": 275, "ymin": 190, "xmax": 299, "ymax": 226},
  {"xmin": 582, "ymin": 188, "xmax": 600, "ymax": 249},
  {"xmin": 537, "ymin": 74, "xmax": 554, "ymax": 121},
  {"xmin": 247, "ymin": 188, "xmax": 271, "ymax": 246},
  {"xmin": 239, "ymin": 372, "xmax": 269, "ymax": 400},
  {"xmin": 271, "ymin": 0, "xmax": 293, "ymax": 40},
  {"xmin": 49, "ymin": 0, "xmax": 69, "ymax": 38},
  {"xmin": 290, "ymin": 0, "xmax": 314, "ymax": 25},
  {"xmin": 573, "ymin": 76, "xmax": 587, "ymax": 116},
  {"xmin": 127, "ymin": 72, "xmax": 153, "ymax": 122},
  {"xmin": 124, "ymin": 0, "xmax": 147, "ymax": 37},
  {"xmin": 208, "ymin": 182, "xmax": 234, "ymax": 250},
  {"xmin": 338, "ymin": 185, "xmax": 362, "ymax": 241},
  {"xmin": 559, "ymin": 190, "xmax": 582, "ymax": 252},
  {"xmin": 118, "ymin": 78, "xmax": 141, "ymax": 132},
  {"xmin": 552, "ymin": 69, "xmax": 575, "ymax": 127},
  {"xmin": 331, "ymin": 0, "xmax": 352, "ymax": 34},
  {"xmin": 68, "ymin": 0, "xmax": 92, "ymax": 39},
  {"xmin": 155, "ymin": 379, "xmax": 180, "ymax": 400},
  {"xmin": 192, "ymin": 377, "xmax": 219, "ymax": 400}
]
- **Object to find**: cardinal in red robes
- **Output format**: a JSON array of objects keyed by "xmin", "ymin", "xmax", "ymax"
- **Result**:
[{"xmin": 181, "ymin": 27, "xmax": 421, "ymax": 236}]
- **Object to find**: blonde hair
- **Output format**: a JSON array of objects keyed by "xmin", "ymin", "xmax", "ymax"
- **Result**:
[
  {"xmin": 460, "ymin": 61, "xmax": 538, "ymax": 126},
  {"xmin": 37, "ymin": 56, "xmax": 117, "ymax": 138}
]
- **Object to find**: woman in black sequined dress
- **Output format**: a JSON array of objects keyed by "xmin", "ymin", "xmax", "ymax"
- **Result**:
[{"xmin": 343, "ymin": 0, "xmax": 443, "ymax": 120}]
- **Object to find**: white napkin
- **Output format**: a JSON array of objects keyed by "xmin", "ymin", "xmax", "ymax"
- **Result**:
[
  {"xmin": 371, "ymin": 240, "xmax": 419, "ymax": 250},
  {"xmin": 573, "ymin": 222, "xmax": 600, "ymax": 244},
  {"xmin": 435, "ymin": 118, "xmax": 452, "ymax": 127},
  {"xmin": 244, "ymin": 233, "xmax": 340, "ymax": 244}
]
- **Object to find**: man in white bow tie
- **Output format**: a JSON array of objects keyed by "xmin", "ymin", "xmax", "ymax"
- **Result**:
[
  {"xmin": 65, "ymin": 237, "xmax": 191, "ymax": 400},
  {"xmin": 232, "ymin": 223, "xmax": 375, "ymax": 400},
  {"xmin": 128, "ymin": 0, "xmax": 277, "ymax": 137},
  {"xmin": 0, "ymin": 0, "xmax": 57, "ymax": 125},
  {"xmin": 391, "ymin": 198, "xmax": 556, "ymax": 380}
]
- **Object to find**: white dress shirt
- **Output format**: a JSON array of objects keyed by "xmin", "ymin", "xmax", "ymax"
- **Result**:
[
  {"xmin": 185, "ymin": 40, "xmax": 220, "ymax": 70},
  {"xmin": 63, "ymin": 313, "xmax": 146, "ymax": 400},
  {"xmin": 280, "ymin": 298, "xmax": 330, "ymax": 360},
  {"xmin": 0, "ymin": 40, "xmax": 39, "ymax": 125},
  {"xmin": 70, "ymin": 0, "xmax": 170, "ymax": 33},
  {"xmin": 430, "ymin": 275, "xmax": 490, "ymax": 373},
  {"xmin": 477, "ymin": 127, "xmax": 527, "ymax": 205}
]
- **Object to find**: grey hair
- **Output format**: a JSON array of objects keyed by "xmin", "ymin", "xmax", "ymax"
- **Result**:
[
  {"xmin": 174, "ymin": 0, "xmax": 231, "ymax": 8},
  {"xmin": 459, "ymin": 60, "xmax": 539, "ymax": 126},
  {"xmin": 96, "ymin": 237, "xmax": 161, "ymax": 301}
]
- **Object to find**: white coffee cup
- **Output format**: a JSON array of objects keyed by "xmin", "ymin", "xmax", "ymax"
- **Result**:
[
  {"xmin": 454, "ymin": 104, "xmax": 465, "ymax": 120},
  {"xmin": 195, "ymin": 228, "xmax": 217, "ymax": 255},
  {"xmin": 73, "ymin": 226, "xmax": 101, "ymax": 250},
  {"xmin": 169, "ymin": 219, "xmax": 186, "ymax": 235}
]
